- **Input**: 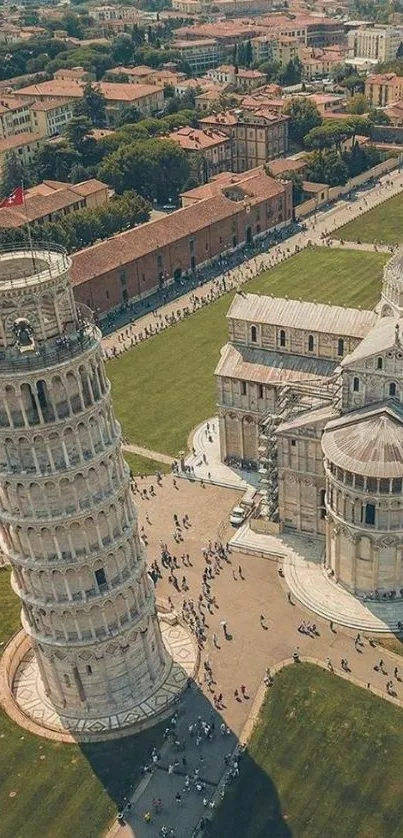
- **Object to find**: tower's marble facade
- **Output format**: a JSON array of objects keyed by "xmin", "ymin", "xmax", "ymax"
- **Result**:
[{"xmin": 0, "ymin": 246, "xmax": 170, "ymax": 720}]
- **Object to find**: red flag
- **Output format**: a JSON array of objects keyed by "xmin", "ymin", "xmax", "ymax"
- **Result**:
[{"xmin": 0, "ymin": 185, "xmax": 24, "ymax": 208}]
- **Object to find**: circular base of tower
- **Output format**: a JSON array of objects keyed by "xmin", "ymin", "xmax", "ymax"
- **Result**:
[{"xmin": 0, "ymin": 617, "xmax": 198, "ymax": 743}]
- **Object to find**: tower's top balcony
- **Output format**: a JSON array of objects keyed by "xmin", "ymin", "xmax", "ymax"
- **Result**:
[
  {"xmin": 0, "ymin": 243, "xmax": 71, "ymax": 292},
  {"xmin": 0, "ymin": 303, "xmax": 100, "ymax": 375}
]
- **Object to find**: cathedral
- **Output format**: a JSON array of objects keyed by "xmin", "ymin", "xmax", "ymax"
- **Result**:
[{"xmin": 215, "ymin": 249, "xmax": 403, "ymax": 598}]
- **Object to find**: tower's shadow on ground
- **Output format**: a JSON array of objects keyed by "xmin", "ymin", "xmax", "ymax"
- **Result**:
[{"xmin": 79, "ymin": 681, "xmax": 291, "ymax": 838}]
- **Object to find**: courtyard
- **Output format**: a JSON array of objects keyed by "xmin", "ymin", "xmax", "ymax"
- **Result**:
[
  {"xmin": 107, "ymin": 247, "xmax": 387, "ymax": 456},
  {"xmin": 335, "ymin": 191, "xmax": 403, "ymax": 245},
  {"xmin": 2, "ymin": 476, "xmax": 403, "ymax": 838}
]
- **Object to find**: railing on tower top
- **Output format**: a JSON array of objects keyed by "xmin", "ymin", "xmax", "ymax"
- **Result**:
[
  {"xmin": 0, "ymin": 303, "xmax": 99, "ymax": 373},
  {"xmin": 0, "ymin": 242, "xmax": 70, "ymax": 286}
]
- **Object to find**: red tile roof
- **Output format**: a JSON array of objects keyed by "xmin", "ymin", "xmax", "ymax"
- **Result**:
[{"xmin": 71, "ymin": 174, "xmax": 285, "ymax": 286}]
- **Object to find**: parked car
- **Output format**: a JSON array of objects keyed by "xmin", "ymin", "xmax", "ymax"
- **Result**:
[{"xmin": 230, "ymin": 505, "xmax": 246, "ymax": 526}]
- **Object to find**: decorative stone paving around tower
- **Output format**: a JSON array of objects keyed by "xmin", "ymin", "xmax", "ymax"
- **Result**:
[{"xmin": 8, "ymin": 619, "xmax": 197, "ymax": 739}]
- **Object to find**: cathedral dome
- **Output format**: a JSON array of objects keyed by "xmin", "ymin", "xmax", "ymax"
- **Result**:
[{"xmin": 322, "ymin": 404, "xmax": 403, "ymax": 479}]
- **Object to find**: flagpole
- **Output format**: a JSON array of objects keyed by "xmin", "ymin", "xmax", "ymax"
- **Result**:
[{"xmin": 21, "ymin": 180, "xmax": 35, "ymax": 264}]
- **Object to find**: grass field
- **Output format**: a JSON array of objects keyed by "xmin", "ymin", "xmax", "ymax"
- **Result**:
[
  {"xmin": 108, "ymin": 247, "xmax": 388, "ymax": 455},
  {"xmin": 207, "ymin": 663, "xmax": 403, "ymax": 838},
  {"xmin": 336, "ymin": 192, "xmax": 403, "ymax": 245},
  {"xmin": 124, "ymin": 451, "xmax": 170, "ymax": 475},
  {"xmin": 0, "ymin": 569, "xmax": 164, "ymax": 838}
]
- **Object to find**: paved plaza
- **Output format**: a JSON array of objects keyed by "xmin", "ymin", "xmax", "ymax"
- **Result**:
[{"xmin": 107, "ymin": 473, "xmax": 403, "ymax": 838}]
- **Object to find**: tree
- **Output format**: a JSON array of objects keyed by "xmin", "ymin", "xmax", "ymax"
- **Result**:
[
  {"xmin": 305, "ymin": 149, "xmax": 349, "ymax": 186},
  {"xmin": 99, "ymin": 138, "xmax": 190, "ymax": 203},
  {"xmin": 112, "ymin": 34, "xmax": 134, "ymax": 65},
  {"xmin": 33, "ymin": 142, "xmax": 81, "ymax": 182},
  {"xmin": 64, "ymin": 115, "xmax": 93, "ymax": 153},
  {"xmin": 0, "ymin": 151, "xmax": 30, "ymax": 199},
  {"xmin": 343, "ymin": 74, "xmax": 365, "ymax": 95},
  {"xmin": 282, "ymin": 97, "xmax": 322, "ymax": 146},
  {"xmin": 115, "ymin": 105, "xmax": 141, "ymax": 127},
  {"xmin": 245, "ymin": 39, "xmax": 253, "ymax": 67},
  {"xmin": 278, "ymin": 58, "xmax": 303, "ymax": 86},
  {"xmin": 74, "ymin": 83, "xmax": 107, "ymax": 128},
  {"xmin": 70, "ymin": 163, "xmax": 91, "ymax": 183},
  {"xmin": 346, "ymin": 93, "xmax": 370, "ymax": 114}
]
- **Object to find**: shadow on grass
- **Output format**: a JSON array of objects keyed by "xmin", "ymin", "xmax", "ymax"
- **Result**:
[{"xmin": 79, "ymin": 680, "xmax": 291, "ymax": 838}]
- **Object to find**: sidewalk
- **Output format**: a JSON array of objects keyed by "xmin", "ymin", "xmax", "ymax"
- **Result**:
[{"xmin": 101, "ymin": 169, "xmax": 403, "ymax": 361}]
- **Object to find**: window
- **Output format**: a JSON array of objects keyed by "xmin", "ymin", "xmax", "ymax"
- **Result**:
[
  {"xmin": 64, "ymin": 674, "xmax": 70, "ymax": 687},
  {"xmin": 251, "ymin": 325, "xmax": 257, "ymax": 343},
  {"xmin": 337, "ymin": 338, "xmax": 344, "ymax": 356},
  {"xmin": 291, "ymin": 439, "xmax": 296, "ymax": 447},
  {"xmin": 308, "ymin": 334, "xmax": 314, "ymax": 352},
  {"xmin": 106, "ymin": 290, "xmax": 109, "ymax": 300},
  {"xmin": 353, "ymin": 377, "xmax": 359, "ymax": 392},
  {"xmin": 280, "ymin": 329, "xmax": 286, "ymax": 347},
  {"xmin": 241, "ymin": 381, "xmax": 247, "ymax": 396},
  {"xmin": 86, "ymin": 665, "xmax": 92, "ymax": 675},
  {"xmin": 377, "ymin": 357, "xmax": 383, "ymax": 370},
  {"xmin": 95, "ymin": 567, "xmax": 107, "ymax": 588},
  {"xmin": 157, "ymin": 253, "xmax": 162, "ymax": 267},
  {"xmin": 389, "ymin": 382, "xmax": 397, "ymax": 396},
  {"xmin": 258, "ymin": 384, "xmax": 264, "ymax": 399},
  {"xmin": 365, "ymin": 503, "xmax": 376, "ymax": 526},
  {"xmin": 119, "ymin": 270, "xmax": 126, "ymax": 286},
  {"xmin": 319, "ymin": 489, "xmax": 326, "ymax": 519},
  {"xmin": 189, "ymin": 239, "xmax": 194, "ymax": 253}
]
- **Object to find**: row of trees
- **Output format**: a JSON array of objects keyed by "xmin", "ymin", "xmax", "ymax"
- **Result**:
[{"xmin": 0, "ymin": 190, "xmax": 150, "ymax": 252}]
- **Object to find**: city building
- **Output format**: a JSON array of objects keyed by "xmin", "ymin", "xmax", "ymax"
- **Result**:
[
  {"xmin": 29, "ymin": 98, "xmax": 75, "ymax": 138},
  {"xmin": 168, "ymin": 126, "xmax": 233, "ymax": 180},
  {"xmin": 71, "ymin": 170, "xmax": 292, "ymax": 317},
  {"xmin": 53, "ymin": 67, "xmax": 94, "ymax": 83},
  {"xmin": 215, "ymin": 249, "xmax": 403, "ymax": 597},
  {"xmin": 0, "ymin": 132, "xmax": 44, "ymax": 177},
  {"xmin": 207, "ymin": 65, "xmax": 266, "ymax": 91},
  {"xmin": 172, "ymin": 39, "xmax": 221, "ymax": 73},
  {"xmin": 0, "ymin": 96, "xmax": 33, "ymax": 139},
  {"xmin": 0, "ymin": 244, "xmax": 173, "ymax": 729},
  {"xmin": 0, "ymin": 179, "xmax": 109, "ymax": 229},
  {"xmin": 199, "ymin": 107, "xmax": 289, "ymax": 172},
  {"xmin": 15, "ymin": 80, "xmax": 164, "ymax": 124},
  {"xmin": 299, "ymin": 47, "xmax": 348, "ymax": 80},
  {"xmin": 348, "ymin": 25, "xmax": 403, "ymax": 64},
  {"xmin": 365, "ymin": 72, "xmax": 403, "ymax": 106}
]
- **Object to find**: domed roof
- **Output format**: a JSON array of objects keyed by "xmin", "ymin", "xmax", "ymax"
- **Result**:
[{"xmin": 322, "ymin": 404, "xmax": 403, "ymax": 478}]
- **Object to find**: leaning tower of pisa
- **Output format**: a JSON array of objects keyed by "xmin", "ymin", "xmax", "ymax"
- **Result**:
[{"xmin": 0, "ymin": 244, "xmax": 174, "ymax": 731}]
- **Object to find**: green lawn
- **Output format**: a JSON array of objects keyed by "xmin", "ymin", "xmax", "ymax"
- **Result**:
[
  {"xmin": 0, "ymin": 569, "xmax": 165, "ymax": 838},
  {"xmin": 108, "ymin": 248, "xmax": 388, "ymax": 455},
  {"xmin": 207, "ymin": 663, "xmax": 403, "ymax": 838},
  {"xmin": 336, "ymin": 192, "xmax": 403, "ymax": 245},
  {"xmin": 124, "ymin": 450, "xmax": 170, "ymax": 475}
]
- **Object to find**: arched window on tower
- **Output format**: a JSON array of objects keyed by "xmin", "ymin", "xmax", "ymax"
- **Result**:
[
  {"xmin": 365, "ymin": 503, "xmax": 376, "ymax": 526},
  {"xmin": 251, "ymin": 325, "xmax": 257, "ymax": 343},
  {"xmin": 377, "ymin": 357, "xmax": 383, "ymax": 370},
  {"xmin": 337, "ymin": 338, "xmax": 344, "ymax": 357},
  {"xmin": 308, "ymin": 334, "xmax": 314, "ymax": 352},
  {"xmin": 280, "ymin": 329, "xmax": 286, "ymax": 347},
  {"xmin": 389, "ymin": 382, "xmax": 397, "ymax": 397},
  {"xmin": 353, "ymin": 377, "xmax": 360, "ymax": 392}
]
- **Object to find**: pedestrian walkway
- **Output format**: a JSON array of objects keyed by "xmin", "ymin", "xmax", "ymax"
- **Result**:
[
  {"xmin": 180, "ymin": 418, "xmax": 260, "ymax": 492},
  {"xmin": 101, "ymin": 167, "xmax": 403, "ymax": 362},
  {"xmin": 122, "ymin": 442, "xmax": 175, "ymax": 467}
]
